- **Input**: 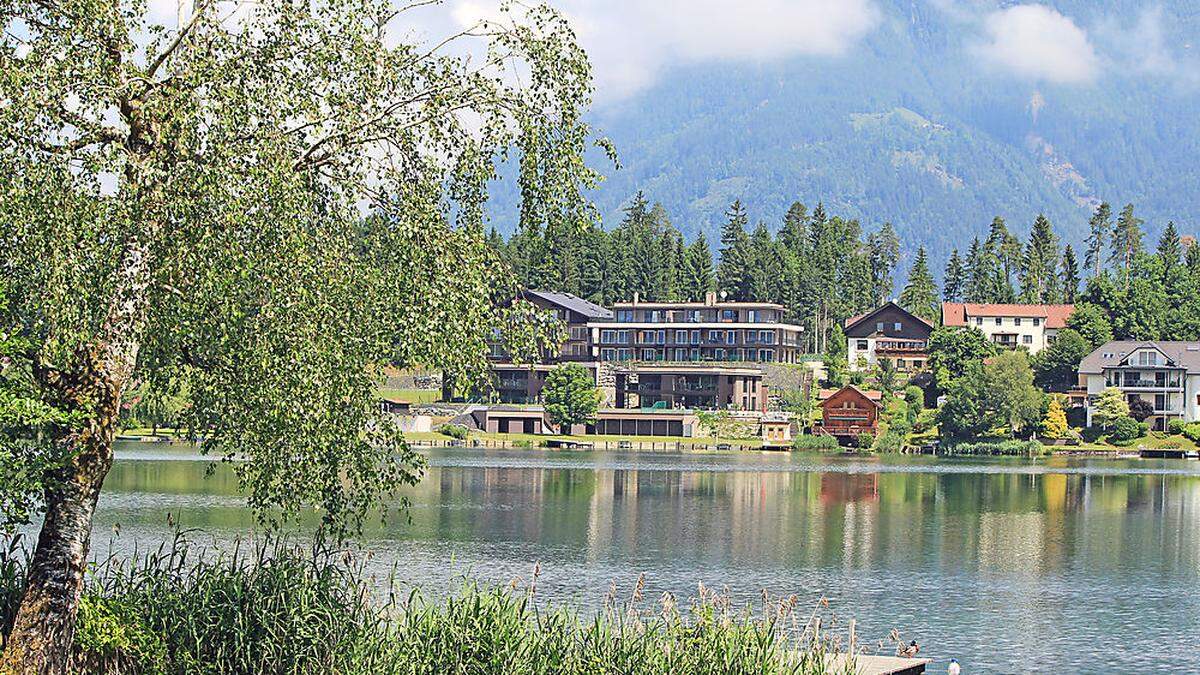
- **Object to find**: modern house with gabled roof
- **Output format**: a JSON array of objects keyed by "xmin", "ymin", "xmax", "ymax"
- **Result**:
[
  {"xmin": 844, "ymin": 301, "xmax": 934, "ymax": 372},
  {"xmin": 1078, "ymin": 341, "xmax": 1200, "ymax": 431},
  {"xmin": 942, "ymin": 302, "xmax": 1074, "ymax": 354}
]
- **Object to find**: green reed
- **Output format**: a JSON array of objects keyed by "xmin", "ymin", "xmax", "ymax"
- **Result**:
[{"xmin": 1, "ymin": 534, "xmax": 854, "ymax": 674}]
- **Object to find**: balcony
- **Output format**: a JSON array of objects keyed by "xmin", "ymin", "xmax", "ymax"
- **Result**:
[
  {"xmin": 1116, "ymin": 378, "xmax": 1183, "ymax": 391},
  {"xmin": 875, "ymin": 339, "xmax": 928, "ymax": 356}
]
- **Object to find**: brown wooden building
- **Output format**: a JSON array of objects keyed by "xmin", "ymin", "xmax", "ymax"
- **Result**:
[{"xmin": 816, "ymin": 386, "xmax": 883, "ymax": 438}]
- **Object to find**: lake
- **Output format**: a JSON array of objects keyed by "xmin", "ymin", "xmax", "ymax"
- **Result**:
[{"xmin": 82, "ymin": 442, "xmax": 1200, "ymax": 673}]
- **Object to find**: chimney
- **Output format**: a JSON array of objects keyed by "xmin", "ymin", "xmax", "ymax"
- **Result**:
[
  {"xmin": 705, "ymin": 291, "xmax": 717, "ymax": 306},
  {"xmin": 633, "ymin": 291, "xmax": 640, "ymax": 305}
]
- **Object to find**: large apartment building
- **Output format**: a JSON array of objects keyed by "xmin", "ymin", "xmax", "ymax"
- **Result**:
[
  {"xmin": 482, "ymin": 290, "xmax": 800, "ymax": 411},
  {"xmin": 485, "ymin": 290, "xmax": 611, "ymax": 404},
  {"xmin": 591, "ymin": 292, "xmax": 804, "ymax": 364},
  {"xmin": 942, "ymin": 302, "xmax": 1074, "ymax": 354},
  {"xmin": 1078, "ymin": 341, "xmax": 1200, "ymax": 431}
]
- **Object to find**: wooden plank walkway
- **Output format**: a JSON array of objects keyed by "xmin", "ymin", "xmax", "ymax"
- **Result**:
[{"xmin": 825, "ymin": 654, "xmax": 932, "ymax": 675}]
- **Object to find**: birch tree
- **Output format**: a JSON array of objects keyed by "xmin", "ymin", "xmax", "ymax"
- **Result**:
[{"xmin": 0, "ymin": 0, "xmax": 608, "ymax": 670}]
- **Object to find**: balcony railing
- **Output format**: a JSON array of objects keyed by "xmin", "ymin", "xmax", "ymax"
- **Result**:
[
  {"xmin": 875, "ymin": 340, "xmax": 928, "ymax": 355},
  {"xmin": 1118, "ymin": 379, "xmax": 1183, "ymax": 389}
]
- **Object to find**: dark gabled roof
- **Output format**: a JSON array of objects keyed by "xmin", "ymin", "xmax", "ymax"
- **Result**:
[
  {"xmin": 818, "ymin": 385, "xmax": 884, "ymax": 406},
  {"xmin": 1079, "ymin": 341, "xmax": 1200, "ymax": 374},
  {"xmin": 524, "ymin": 290, "xmax": 614, "ymax": 320},
  {"xmin": 843, "ymin": 301, "xmax": 934, "ymax": 333}
]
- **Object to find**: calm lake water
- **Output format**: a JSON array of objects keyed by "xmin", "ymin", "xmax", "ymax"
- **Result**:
[{"xmin": 82, "ymin": 442, "xmax": 1200, "ymax": 673}]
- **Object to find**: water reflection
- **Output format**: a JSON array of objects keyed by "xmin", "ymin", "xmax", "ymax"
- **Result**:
[{"xmin": 86, "ymin": 443, "xmax": 1200, "ymax": 672}]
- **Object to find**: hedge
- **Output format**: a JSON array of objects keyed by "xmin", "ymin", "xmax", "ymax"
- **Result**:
[{"xmin": 941, "ymin": 440, "xmax": 1048, "ymax": 456}]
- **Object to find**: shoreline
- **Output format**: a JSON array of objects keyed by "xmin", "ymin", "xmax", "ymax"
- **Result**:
[{"xmin": 114, "ymin": 431, "xmax": 1163, "ymax": 462}]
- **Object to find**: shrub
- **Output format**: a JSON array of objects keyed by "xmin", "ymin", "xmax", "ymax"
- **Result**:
[
  {"xmin": 1181, "ymin": 423, "xmax": 1200, "ymax": 444},
  {"xmin": 855, "ymin": 432, "xmax": 875, "ymax": 449},
  {"xmin": 1168, "ymin": 419, "xmax": 1187, "ymax": 436},
  {"xmin": 942, "ymin": 440, "xmax": 1047, "ymax": 456},
  {"xmin": 440, "ymin": 423, "xmax": 469, "ymax": 440},
  {"xmin": 912, "ymin": 408, "xmax": 937, "ymax": 434},
  {"xmin": 1128, "ymin": 398, "xmax": 1154, "ymax": 423},
  {"xmin": 873, "ymin": 430, "xmax": 905, "ymax": 453},
  {"xmin": 1109, "ymin": 416, "xmax": 1143, "ymax": 444},
  {"xmin": 792, "ymin": 434, "xmax": 839, "ymax": 451}
]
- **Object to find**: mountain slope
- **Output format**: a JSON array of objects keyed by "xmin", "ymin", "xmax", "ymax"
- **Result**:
[{"xmin": 554, "ymin": 0, "xmax": 1200, "ymax": 265}]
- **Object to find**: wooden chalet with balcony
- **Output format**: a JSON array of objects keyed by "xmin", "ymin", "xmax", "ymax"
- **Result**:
[{"xmin": 816, "ymin": 386, "xmax": 883, "ymax": 439}]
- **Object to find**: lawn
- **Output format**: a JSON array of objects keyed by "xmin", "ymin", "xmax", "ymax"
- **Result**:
[{"xmin": 1071, "ymin": 431, "xmax": 1198, "ymax": 452}]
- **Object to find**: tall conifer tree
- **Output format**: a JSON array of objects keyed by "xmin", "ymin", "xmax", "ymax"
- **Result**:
[
  {"xmin": 900, "ymin": 247, "xmax": 939, "ymax": 322},
  {"xmin": 682, "ymin": 234, "xmax": 714, "ymax": 301},
  {"xmin": 1085, "ymin": 202, "xmax": 1112, "ymax": 277},
  {"xmin": 943, "ymin": 249, "xmax": 966, "ymax": 302},
  {"xmin": 1110, "ymin": 203, "xmax": 1144, "ymax": 288},
  {"xmin": 1060, "ymin": 244, "xmax": 1081, "ymax": 304},
  {"xmin": 717, "ymin": 200, "xmax": 753, "ymax": 301}
]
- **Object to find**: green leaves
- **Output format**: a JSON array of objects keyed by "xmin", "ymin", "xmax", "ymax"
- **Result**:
[
  {"xmin": 1, "ymin": 0, "xmax": 610, "ymax": 539},
  {"xmin": 542, "ymin": 363, "xmax": 598, "ymax": 432}
]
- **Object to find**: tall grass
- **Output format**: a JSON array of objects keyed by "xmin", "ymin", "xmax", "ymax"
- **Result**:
[{"xmin": 0, "ymin": 534, "xmax": 857, "ymax": 674}]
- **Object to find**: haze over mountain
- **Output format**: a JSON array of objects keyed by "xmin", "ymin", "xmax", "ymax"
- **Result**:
[{"xmin": 471, "ymin": 0, "xmax": 1200, "ymax": 266}]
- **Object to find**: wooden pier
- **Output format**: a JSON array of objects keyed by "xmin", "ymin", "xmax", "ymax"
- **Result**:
[
  {"xmin": 1139, "ymin": 448, "xmax": 1200, "ymax": 459},
  {"xmin": 824, "ymin": 654, "xmax": 931, "ymax": 675}
]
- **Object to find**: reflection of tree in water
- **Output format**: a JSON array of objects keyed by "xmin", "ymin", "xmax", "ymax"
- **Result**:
[{"xmin": 820, "ymin": 473, "xmax": 879, "ymax": 505}]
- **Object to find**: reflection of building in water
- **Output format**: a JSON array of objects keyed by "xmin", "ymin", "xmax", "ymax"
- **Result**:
[
  {"xmin": 586, "ymin": 469, "xmax": 640, "ymax": 562},
  {"xmin": 820, "ymin": 473, "xmax": 879, "ymax": 505}
]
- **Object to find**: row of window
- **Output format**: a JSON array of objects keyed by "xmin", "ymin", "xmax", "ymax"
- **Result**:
[
  {"xmin": 600, "ymin": 329, "xmax": 778, "ymax": 345},
  {"xmin": 615, "ymin": 309, "xmax": 778, "ymax": 323},
  {"xmin": 974, "ymin": 316, "xmax": 1042, "ymax": 327},
  {"xmin": 993, "ymin": 334, "xmax": 1035, "ymax": 345},
  {"xmin": 599, "ymin": 347, "xmax": 777, "ymax": 362}
]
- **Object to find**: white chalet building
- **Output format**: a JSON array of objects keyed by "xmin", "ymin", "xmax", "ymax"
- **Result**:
[
  {"xmin": 1078, "ymin": 341, "xmax": 1200, "ymax": 431},
  {"xmin": 941, "ymin": 302, "xmax": 1074, "ymax": 354}
]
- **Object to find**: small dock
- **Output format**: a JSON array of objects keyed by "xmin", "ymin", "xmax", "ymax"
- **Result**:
[
  {"xmin": 825, "ymin": 654, "xmax": 932, "ymax": 675},
  {"xmin": 1139, "ymin": 448, "xmax": 1200, "ymax": 459}
]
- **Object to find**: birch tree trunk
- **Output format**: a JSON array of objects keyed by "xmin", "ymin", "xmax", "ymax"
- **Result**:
[{"xmin": 1, "ymin": 240, "xmax": 150, "ymax": 675}]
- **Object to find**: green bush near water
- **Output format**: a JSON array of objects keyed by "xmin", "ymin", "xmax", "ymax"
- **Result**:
[
  {"xmin": 941, "ymin": 440, "xmax": 1048, "ymax": 456},
  {"xmin": 1109, "ymin": 416, "xmax": 1146, "ymax": 445},
  {"xmin": 440, "ymin": 423, "xmax": 469, "ymax": 440},
  {"xmin": 792, "ymin": 434, "xmax": 839, "ymax": 451},
  {"xmin": 1177, "ymin": 421, "xmax": 1200, "ymax": 444},
  {"xmin": 1, "ymin": 536, "xmax": 854, "ymax": 674}
]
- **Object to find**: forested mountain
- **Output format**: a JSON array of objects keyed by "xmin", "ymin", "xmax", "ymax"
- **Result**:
[{"xmin": 488, "ymin": 1, "xmax": 1200, "ymax": 267}]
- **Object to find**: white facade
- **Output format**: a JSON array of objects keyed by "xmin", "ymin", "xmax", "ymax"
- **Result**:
[
  {"xmin": 943, "ymin": 303, "xmax": 1075, "ymax": 355},
  {"xmin": 962, "ymin": 313, "xmax": 1057, "ymax": 353},
  {"xmin": 847, "ymin": 336, "xmax": 929, "ymax": 371},
  {"xmin": 1081, "ymin": 343, "xmax": 1200, "ymax": 431}
]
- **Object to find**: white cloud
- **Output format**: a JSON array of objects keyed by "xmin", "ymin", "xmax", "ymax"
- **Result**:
[
  {"xmin": 1097, "ymin": 6, "xmax": 1200, "ymax": 87},
  {"xmin": 973, "ymin": 4, "xmax": 1099, "ymax": 84},
  {"xmin": 439, "ymin": 0, "xmax": 880, "ymax": 100}
]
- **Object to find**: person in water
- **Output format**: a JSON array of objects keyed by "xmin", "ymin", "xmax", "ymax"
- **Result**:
[
  {"xmin": 947, "ymin": 658, "xmax": 961, "ymax": 674},
  {"xmin": 900, "ymin": 640, "xmax": 920, "ymax": 657}
]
